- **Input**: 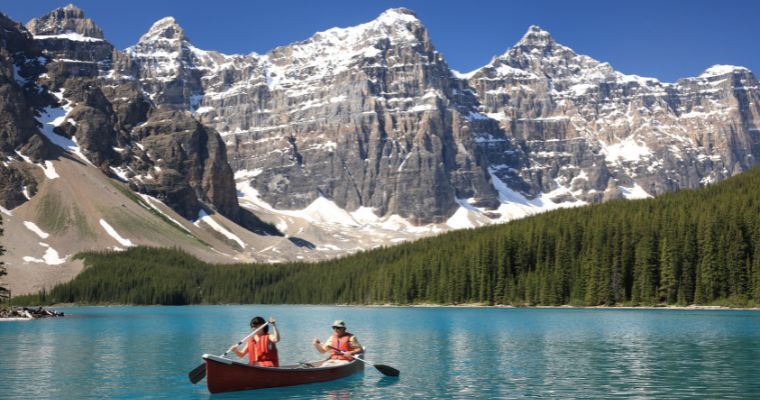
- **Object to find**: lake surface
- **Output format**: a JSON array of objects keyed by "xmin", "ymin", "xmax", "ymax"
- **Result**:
[{"xmin": 1, "ymin": 306, "xmax": 759, "ymax": 399}]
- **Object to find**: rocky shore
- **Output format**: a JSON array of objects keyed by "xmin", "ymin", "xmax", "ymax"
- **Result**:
[{"xmin": 0, "ymin": 306, "xmax": 65, "ymax": 321}]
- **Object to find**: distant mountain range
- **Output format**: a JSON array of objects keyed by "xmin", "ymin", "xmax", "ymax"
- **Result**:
[{"xmin": 1, "ymin": 4, "xmax": 758, "ymax": 294}]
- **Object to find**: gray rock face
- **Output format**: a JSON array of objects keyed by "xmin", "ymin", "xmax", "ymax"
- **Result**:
[
  {"xmin": 126, "ymin": 108, "xmax": 238, "ymax": 220},
  {"xmin": 0, "ymin": 14, "xmax": 52, "ymax": 155},
  {"xmin": 26, "ymin": 4, "xmax": 104, "ymax": 38},
  {"xmin": 229, "ymin": 8, "xmax": 499, "ymax": 223},
  {"xmin": 0, "ymin": 163, "xmax": 37, "ymax": 210},
  {"xmin": 0, "ymin": 13, "xmax": 57, "ymax": 209},
  {"xmin": 26, "ymin": 4, "xmax": 113, "ymax": 67},
  {"xmin": 466, "ymin": 26, "xmax": 760, "ymax": 203},
  {"xmin": 114, "ymin": 17, "xmax": 203, "ymax": 110},
  {"xmin": 123, "ymin": 9, "xmax": 502, "ymax": 223},
  {"xmin": 0, "ymin": 6, "xmax": 277, "ymax": 234}
]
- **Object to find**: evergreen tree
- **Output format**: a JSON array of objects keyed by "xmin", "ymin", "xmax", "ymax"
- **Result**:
[
  {"xmin": 0, "ymin": 216, "xmax": 8, "ymax": 302},
  {"xmin": 658, "ymin": 236, "xmax": 678, "ymax": 304},
  {"xmin": 679, "ymin": 224, "xmax": 698, "ymax": 304},
  {"xmin": 752, "ymin": 244, "xmax": 760, "ymax": 304},
  {"xmin": 696, "ymin": 215, "xmax": 719, "ymax": 303},
  {"xmin": 633, "ymin": 233, "xmax": 658, "ymax": 305}
]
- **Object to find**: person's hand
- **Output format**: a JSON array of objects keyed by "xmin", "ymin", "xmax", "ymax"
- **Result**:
[
  {"xmin": 313, "ymin": 337, "xmax": 320, "ymax": 345},
  {"xmin": 228, "ymin": 345, "xmax": 237, "ymax": 353},
  {"xmin": 269, "ymin": 316, "xmax": 276, "ymax": 325}
]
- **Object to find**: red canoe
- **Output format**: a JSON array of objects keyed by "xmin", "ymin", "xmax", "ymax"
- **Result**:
[{"xmin": 203, "ymin": 354, "xmax": 364, "ymax": 393}]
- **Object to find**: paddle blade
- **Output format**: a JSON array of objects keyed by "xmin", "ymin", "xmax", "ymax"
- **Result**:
[
  {"xmin": 374, "ymin": 364, "xmax": 400, "ymax": 377},
  {"xmin": 188, "ymin": 363, "xmax": 206, "ymax": 384}
]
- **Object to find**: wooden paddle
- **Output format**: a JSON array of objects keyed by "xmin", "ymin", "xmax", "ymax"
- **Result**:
[
  {"xmin": 188, "ymin": 322, "xmax": 269, "ymax": 384},
  {"xmin": 327, "ymin": 345, "xmax": 400, "ymax": 377}
]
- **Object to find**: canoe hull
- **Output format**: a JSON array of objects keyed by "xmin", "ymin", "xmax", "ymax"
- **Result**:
[{"xmin": 204, "ymin": 354, "xmax": 363, "ymax": 393}]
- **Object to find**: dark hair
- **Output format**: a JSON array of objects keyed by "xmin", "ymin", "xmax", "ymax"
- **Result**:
[{"xmin": 250, "ymin": 316, "xmax": 268, "ymax": 333}]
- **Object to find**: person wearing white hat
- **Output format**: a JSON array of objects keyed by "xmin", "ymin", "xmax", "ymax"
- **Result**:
[{"xmin": 313, "ymin": 320, "xmax": 363, "ymax": 366}]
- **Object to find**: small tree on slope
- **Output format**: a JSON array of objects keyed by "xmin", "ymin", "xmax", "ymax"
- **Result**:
[{"xmin": 0, "ymin": 216, "xmax": 8, "ymax": 302}]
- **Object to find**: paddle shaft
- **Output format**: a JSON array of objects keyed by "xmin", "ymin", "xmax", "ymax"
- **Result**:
[
  {"xmin": 326, "ymin": 345, "xmax": 399, "ymax": 376},
  {"xmin": 188, "ymin": 322, "xmax": 269, "ymax": 384},
  {"xmin": 326, "ymin": 345, "xmax": 363, "ymax": 362},
  {"xmin": 223, "ymin": 321, "xmax": 269, "ymax": 357}
]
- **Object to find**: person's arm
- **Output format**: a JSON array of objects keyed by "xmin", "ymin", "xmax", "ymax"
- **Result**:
[
  {"xmin": 313, "ymin": 336, "xmax": 330, "ymax": 353},
  {"xmin": 347, "ymin": 336, "xmax": 362, "ymax": 356},
  {"xmin": 268, "ymin": 316, "xmax": 279, "ymax": 343},
  {"xmin": 228, "ymin": 342, "xmax": 248, "ymax": 358}
]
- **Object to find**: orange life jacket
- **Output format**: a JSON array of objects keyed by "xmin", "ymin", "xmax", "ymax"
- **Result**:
[
  {"xmin": 247, "ymin": 334, "xmax": 279, "ymax": 367},
  {"xmin": 329, "ymin": 332, "xmax": 355, "ymax": 361}
]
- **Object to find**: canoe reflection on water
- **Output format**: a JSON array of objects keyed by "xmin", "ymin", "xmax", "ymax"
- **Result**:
[{"xmin": 325, "ymin": 389, "xmax": 352, "ymax": 400}]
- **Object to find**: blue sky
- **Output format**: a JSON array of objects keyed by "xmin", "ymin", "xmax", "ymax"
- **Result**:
[{"xmin": 3, "ymin": 0, "xmax": 759, "ymax": 82}]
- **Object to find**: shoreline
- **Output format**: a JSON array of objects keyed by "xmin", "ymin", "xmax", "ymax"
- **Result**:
[
  {"xmin": 0, "ymin": 306, "xmax": 66, "ymax": 320},
  {"xmin": 355, "ymin": 304, "xmax": 760, "ymax": 310},
  {"xmin": 25, "ymin": 303, "xmax": 760, "ymax": 310},
  {"xmin": 370, "ymin": 304, "xmax": 760, "ymax": 311}
]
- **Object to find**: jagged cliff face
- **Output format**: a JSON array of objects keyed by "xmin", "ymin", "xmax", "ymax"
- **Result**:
[
  {"xmin": 2, "ymin": 4, "xmax": 760, "ymax": 235},
  {"xmin": 0, "ymin": 13, "xmax": 56, "ymax": 210},
  {"xmin": 26, "ymin": 4, "xmax": 104, "ymax": 39},
  {"xmin": 467, "ymin": 26, "xmax": 760, "ymax": 203},
  {"xmin": 118, "ymin": 9, "xmax": 501, "ymax": 223},
  {"xmin": 118, "ymin": 10, "xmax": 760, "ymax": 225},
  {"xmin": 16, "ymin": 5, "xmax": 273, "ymax": 232}
]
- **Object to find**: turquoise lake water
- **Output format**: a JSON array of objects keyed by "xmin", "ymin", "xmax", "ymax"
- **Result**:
[{"xmin": 1, "ymin": 306, "xmax": 759, "ymax": 399}]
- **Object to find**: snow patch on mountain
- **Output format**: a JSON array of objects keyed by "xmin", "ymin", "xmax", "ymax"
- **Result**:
[
  {"xmin": 36, "ymin": 91, "xmax": 92, "ymax": 165},
  {"xmin": 139, "ymin": 194, "xmax": 192, "ymax": 233},
  {"xmin": 33, "ymin": 33, "xmax": 103, "ymax": 42},
  {"xmin": 700, "ymin": 65, "xmax": 750, "ymax": 78},
  {"xmin": 619, "ymin": 184, "xmax": 652, "ymax": 199},
  {"xmin": 14, "ymin": 151, "xmax": 59, "ymax": 180},
  {"xmin": 23, "ymin": 221, "xmax": 50, "ymax": 239},
  {"xmin": 99, "ymin": 219, "xmax": 134, "ymax": 247},
  {"xmin": 601, "ymin": 137, "xmax": 652, "ymax": 163},
  {"xmin": 23, "ymin": 243, "xmax": 67, "ymax": 265},
  {"xmin": 194, "ymin": 210, "xmax": 246, "ymax": 249}
]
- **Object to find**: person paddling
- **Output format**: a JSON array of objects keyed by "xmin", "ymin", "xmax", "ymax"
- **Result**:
[
  {"xmin": 229, "ymin": 316, "xmax": 279, "ymax": 367},
  {"xmin": 312, "ymin": 320, "xmax": 362, "ymax": 366}
]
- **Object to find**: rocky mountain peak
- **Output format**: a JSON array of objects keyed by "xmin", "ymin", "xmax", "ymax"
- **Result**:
[
  {"xmin": 699, "ymin": 64, "xmax": 752, "ymax": 79},
  {"xmin": 261, "ymin": 7, "xmax": 436, "ymax": 93},
  {"xmin": 369, "ymin": 7, "xmax": 425, "ymax": 42},
  {"xmin": 481, "ymin": 24, "xmax": 614, "ymax": 83},
  {"xmin": 26, "ymin": 3, "xmax": 104, "ymax": 39},
  {"xmin": 516, "ymin": 25, "xmax": 556, "ymax": 48},
  {"xmin": 304, "ymin": 7, "xmax": 426, "ymax": 49},
  {"xmin": 126, "ymin": 16, "xmax": 192, "ymax": 82},
  {"xmin": 138, "ymin": 16, "xmax": 187, "ymax": 44},
  {"xmin": 375, "ymin": 8, "xmax": 420, "ymax": 25}
]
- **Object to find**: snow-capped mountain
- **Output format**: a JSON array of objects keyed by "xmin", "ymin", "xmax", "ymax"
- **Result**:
[
  {"xmin": 467, "ymin": 26, "xmax": 760, "ymax": 206},
  {"xmin": 119, "ymin": 8, "xmax": 500, "ymax": 224},
  {"xmin": 1, "ymin": 4, "xmax": 759, "ymax": 293}
]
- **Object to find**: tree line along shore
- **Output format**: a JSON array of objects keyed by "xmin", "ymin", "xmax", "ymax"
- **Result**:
[{"xmin": 9, "ymin": 167, "xmax": 760, "ymax": 308}]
